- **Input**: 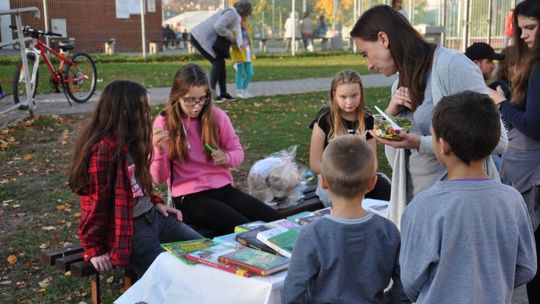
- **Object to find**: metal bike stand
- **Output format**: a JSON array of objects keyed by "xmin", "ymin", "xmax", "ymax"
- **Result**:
[{"xmin": 0, "ymin": 7, "xmax": 40, "ymax": 116}]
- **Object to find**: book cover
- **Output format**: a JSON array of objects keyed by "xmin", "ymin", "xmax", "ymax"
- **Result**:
[
  {"xmin": 213, "ymin": 232, "xmax": 238, "ymax": 245},
  {"xmin": 161, "ymin": 238, "xmax": 216, "ymax": 265},
  {"xmin": 264, "ymin": 218, "xmax": 300, "ymax": 230},
  {"xmin": 235, "ymin": 226, "xmax": 277, "ymax": 254},
  {"xmin": 298, "ymin": 214, "xmax": 323, "ymax": 225},
  {"xmin": 234, "ymin": 220, "xmax": 267, "ymax": 234},
  {"xmin": 256, "ymin": 226, "xmax": 300, "ymax": 259},
  {"xmin": 286, "ymin": 211, "xmax": 314, "ymax": 224},
  {"xmin": 297, "ymin": 207, "xmax": 332, "ymax": 225},
  {"xmin": 313, "ymin": 206, "xmax": 332, "ymax": 216},
  {"xmin": 185, "ymin": 243, "xmax": 251, "ymax": 277},
  {"xmin": 218, "ymin": 247, "xmax": 289, "ymax": 276},
  {"xmin": 362, "ymin": 198, "xmax": 389, "ymax": 218}
]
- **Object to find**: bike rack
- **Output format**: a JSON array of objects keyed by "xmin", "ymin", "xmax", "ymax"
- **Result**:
[{"xmin": 0, "ymin": 7, "xmax": 40, "ymax": 116}]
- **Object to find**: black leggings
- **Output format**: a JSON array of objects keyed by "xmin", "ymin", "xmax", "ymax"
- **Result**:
[
  {"xmin": 173, "ymin": 184, "xmax": 283, "ymax": 235},
  {"xmin": 190, "ymin": 35, "xmax": 227, "ymax": 95}
]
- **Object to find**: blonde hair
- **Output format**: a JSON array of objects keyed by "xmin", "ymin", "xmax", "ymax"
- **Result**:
[
  {"xmin": 322, "ymin": 135, "xmax": 374, "ymax": 198},
  {"xmin": 328, "ymin": 70, "xmax": 367, "ymax": 140}
]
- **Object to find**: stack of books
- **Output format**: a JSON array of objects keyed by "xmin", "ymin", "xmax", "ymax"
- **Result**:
[
  {"xmin": 161, "ymin": 219, "xmax": 305, "ymax": 277},
  {"xmin": 255, "ymin": 226, "xmax": 300, "ymax": 259},
  {"xmin": 163, "ymin": 239, "xmax": 290, "ymax": 277}
]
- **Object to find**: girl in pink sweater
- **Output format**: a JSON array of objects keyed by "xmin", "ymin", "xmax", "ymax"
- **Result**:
[{"xmin": 151, "ymin": 64, "xmax": 282, "ymax": 235}]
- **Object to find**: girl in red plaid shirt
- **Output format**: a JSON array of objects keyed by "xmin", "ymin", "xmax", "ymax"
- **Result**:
[{"xmin": 69, "ymin": 80, "xmax": 202, "ymax": 275}]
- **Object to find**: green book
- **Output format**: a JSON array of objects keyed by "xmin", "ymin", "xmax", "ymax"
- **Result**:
[
  {"xmin": 257, "ymin": 226, "xmax": 300, "ymax": 259},
  {"xmin": 234, "ymin": 220, "xmax": 267, "ymax": 234},
  {"xmin": 218, "ymin": 247, "xmax": 289, "ymax": 276},
  {"xmin": 161, "ymin": 238, "xmax": 216, "ymax": 264}
]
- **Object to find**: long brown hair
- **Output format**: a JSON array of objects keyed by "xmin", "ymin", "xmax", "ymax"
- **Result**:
[
  {"xmin": 494, "ymin": 46, "xmax": 517, "ymax": 84},
  {"xmin": 350, "ymin": 5, "xmax": 436, "ymax": 111},
  {"xmin": 328, "ymin": 70, "xmax": 367, "ymax": 140},
  {"xmin": 512, "ymin": 0, "xmax": 540, "ymax": 104},
  {"xmin": 69, "ymin": 80, "xmax": 153, "ymax": 195},
  {"xmin": 165, "ymin": 64, "xmax": 220, "ymax": 161}
]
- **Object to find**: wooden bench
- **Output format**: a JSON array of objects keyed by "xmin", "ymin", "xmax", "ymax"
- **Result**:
[{"xmin": 41, "ymin": 245, "xmax": 138, "ymax": 304}]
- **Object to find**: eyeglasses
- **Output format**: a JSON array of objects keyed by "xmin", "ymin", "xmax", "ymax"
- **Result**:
[{"xmin": 181, "ymin": 95, "xmax": 210, "ymax": 106}]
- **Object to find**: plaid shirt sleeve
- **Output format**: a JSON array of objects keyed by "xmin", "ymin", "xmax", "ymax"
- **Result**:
[{"xmin": 78, "ymin": 140, "xmax": 116, "ymax": 261}]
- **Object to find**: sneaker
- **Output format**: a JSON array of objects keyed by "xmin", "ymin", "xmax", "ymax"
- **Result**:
[
  {"xmin": 237, "ymin": 90, "xmax": 245, "ymax": 99},
  {"xmin": 214, "ymin": 96, "xmax": 225, "ymax": 104},
  {"xmin": 242, "ymin": 91, "xmax": 254, "ymax": 98},
  {"xmin": 219, "ymin": 93, "xmax": 236, "ymax": 102}
]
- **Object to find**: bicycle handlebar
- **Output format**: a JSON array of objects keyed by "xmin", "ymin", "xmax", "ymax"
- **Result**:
[{"xmin": 9, "ymin": 25, "xmax": 62, "ymax": 37}]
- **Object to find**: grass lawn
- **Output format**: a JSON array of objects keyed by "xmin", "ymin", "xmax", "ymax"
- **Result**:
[
  {"xmin": 0, "ymin": 88, "xmax": 390, "ymax": 303},
  {"xmin": 0, "ymin": 53, "xmax": 368, "ymax": 96}
]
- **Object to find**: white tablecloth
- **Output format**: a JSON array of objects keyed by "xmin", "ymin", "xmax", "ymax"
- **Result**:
[
  {"xmin": 115, "ymin": 252, "xmax": 287, "ymax": 304},
  {"xmin": 115, "ymin": 199, "xmax": 388, "ymax": 304}
]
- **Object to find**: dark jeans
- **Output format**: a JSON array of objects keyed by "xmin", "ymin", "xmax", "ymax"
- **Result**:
[
  {"xmin": 190, "ymin": 35, "xmax": 227, "ymax": 96},
  {"xmin": 130, "ymin": 206, "xmax": 202, "ymax": 275},
  {"xmin": 173, "ymin": 184, "xmax": 283, "ymax": 235}
]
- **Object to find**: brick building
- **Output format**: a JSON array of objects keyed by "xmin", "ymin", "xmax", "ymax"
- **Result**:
[{"xmin": 5, "ymin": 0, "xmax": 162, "ymax": 53}]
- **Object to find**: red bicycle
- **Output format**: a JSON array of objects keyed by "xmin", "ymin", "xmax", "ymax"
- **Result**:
[{"xmin": 10, "ymin": 25, "xmax": 97, "ymax": 108}]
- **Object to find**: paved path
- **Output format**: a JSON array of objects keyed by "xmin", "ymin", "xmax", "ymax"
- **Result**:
[{"xmin": 0, "ymin": 73, "xmax": 397, "ymax": 128}]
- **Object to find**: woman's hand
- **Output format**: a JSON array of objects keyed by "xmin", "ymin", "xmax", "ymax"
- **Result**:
[
  {"xmin": 90, "ymin": 253, "xmax": 113, "ymax": 273},
  {"xmin": 487, "ymin": 86, "xmax": 506, "ymax": 106},
  {"xmin": 155, "ymin": 203, "xmax": 183, "ymax": 221},
  {"xmin": 369, "ymin": 130, "xmax": 420, "ymax": 150},
  {"xmin": 386, "ymin": 87, "xmax": 413, "ymax": 116},
  {"xmin": 153, "ymin": 127, "xmax": 169, "ymax": 150},
  {"xmin": 211, "ymin": 149, "xmax": 228, "ymax": 166}
]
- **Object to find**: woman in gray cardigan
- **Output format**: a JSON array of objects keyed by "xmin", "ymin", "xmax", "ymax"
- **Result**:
[
  {"xmin": 350, "ymin": 5, "xmax": 507, "ymax": 228},
  {"xmin": 190, "ymin": 0, "xmax": 252, "ymax": 102}
]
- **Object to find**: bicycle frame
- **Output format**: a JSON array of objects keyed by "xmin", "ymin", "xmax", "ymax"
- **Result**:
[{"xmin": 27, "ymin": 37, "xmax": 86, "ymax": 87}]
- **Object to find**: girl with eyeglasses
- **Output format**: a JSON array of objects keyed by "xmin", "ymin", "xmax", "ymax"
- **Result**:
[{"xmin": 151, "ymin": 64, "xmax": 282, "ymax": 235}]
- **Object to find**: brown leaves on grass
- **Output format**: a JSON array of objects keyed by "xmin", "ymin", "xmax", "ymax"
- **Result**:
[
  {"xmin": 23, "ymin": 153, "xmax": 32, "ymax": 161},
  {"xmin": 6, "ymin": 255, "xmax": 17, "ymax": 265},
  {"xmin": 0, "ymin": 130, "xmax": 18, "ymax": 150}
]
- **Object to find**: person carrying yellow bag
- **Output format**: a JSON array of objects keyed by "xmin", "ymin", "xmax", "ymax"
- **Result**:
[{"xmin": 231, "ymin": 16, "xmax": 256, "ymax": 99}]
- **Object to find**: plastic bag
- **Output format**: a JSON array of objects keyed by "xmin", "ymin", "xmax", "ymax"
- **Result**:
[{"xmin": 248, "ymin": 146, "xmax": 306, "ymax": 204}]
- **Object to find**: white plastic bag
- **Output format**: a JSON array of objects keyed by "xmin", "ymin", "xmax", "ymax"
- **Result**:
[{"xmin": 248, "ymin": 146, "xmax": 305, "ymax": 204}]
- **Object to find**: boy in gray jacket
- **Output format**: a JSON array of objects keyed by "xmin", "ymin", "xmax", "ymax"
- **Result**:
[
  {"xmin": 282, "ymin": 135, "xmax": 410, "ymax": 304},
  {"xmin": 400, "ymin": 91, "xmax": 537, "ymax": 303}
]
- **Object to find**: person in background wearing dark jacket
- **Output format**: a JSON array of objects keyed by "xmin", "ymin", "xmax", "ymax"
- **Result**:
[{"xmin": 190, "ymin": 0, "xmax": 253, "ymax": 102}]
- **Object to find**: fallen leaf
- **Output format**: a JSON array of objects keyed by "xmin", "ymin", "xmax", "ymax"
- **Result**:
[
  {"xmin": 38, "ymin": 276, "xmax": 52, "ymax": 288},
  {"xmin": 42, "ymin": 226, "xmax": 56, "ymax": 231},
  {"xmin": 23, "ymin": 153, "xmax": 32, "ymax": 161},
  {"xmin": 7, "ymin": 255, "xmax": 17, "ymax": 265},
  {"xmin": 0, "ymin": 210, "xmax": 4, "ymax": 216},
  {"xmin": 106, "ymin": 276, "xmax": 114, "ymax": 283}
]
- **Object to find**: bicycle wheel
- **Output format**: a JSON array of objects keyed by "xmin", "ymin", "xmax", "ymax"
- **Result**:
[
  {"xmin": 12, "ymin": 53, "xmax": 39, "ymax": 109},
  {"xmin": 65, "ymin": 53, "xmax": 97, "ymax": 103}
]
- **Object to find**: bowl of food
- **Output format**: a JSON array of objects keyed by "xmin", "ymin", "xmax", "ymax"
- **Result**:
[{"xmin": 373, "ymin": 114, "xmax": 412, "ymax": 140}]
